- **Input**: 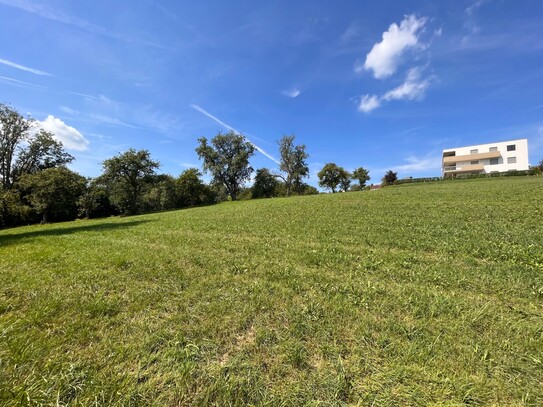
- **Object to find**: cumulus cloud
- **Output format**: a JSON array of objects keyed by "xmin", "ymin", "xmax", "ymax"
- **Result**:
[
  {"xmin": 383, "ymin": 68, "xmax": 430, "ymax": 101},
  {"xmin": 282, "ymin": 88, "xmax": 301, "ymax": 98},
  {"xmin": 38, "ymin": 115, "xmax": 89, "ymax": 151},
  {"xmin": 363, "ymin": 15, "xmax": 427, "ymax": 79},
  {"xmin": 358, "ymin": 68, "xmax": 431, "ymax": 113},
  {"xmin": 358, "ymin": 95, "xmax": 381, "ymax": 113}
]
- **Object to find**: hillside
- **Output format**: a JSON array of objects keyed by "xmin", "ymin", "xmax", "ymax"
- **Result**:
[{"xmin": 1, "ymin": 177, "xmax": 542, "ymax": 405}]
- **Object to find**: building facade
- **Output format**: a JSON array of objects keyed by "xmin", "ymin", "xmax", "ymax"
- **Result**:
[{"xmin": 442, "ymin": 139, "xmax": 529, "ymax": 177}]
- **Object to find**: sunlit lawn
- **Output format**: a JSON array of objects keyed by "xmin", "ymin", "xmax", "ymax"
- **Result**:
[{"xmin": 1, "ymin": 177, "xmax": 542, "ymax": 405}]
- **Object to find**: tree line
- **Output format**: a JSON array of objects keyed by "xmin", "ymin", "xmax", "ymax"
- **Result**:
[{"xmin": 1, "ymin": 103, "xmax": 402, "ymax": 227}]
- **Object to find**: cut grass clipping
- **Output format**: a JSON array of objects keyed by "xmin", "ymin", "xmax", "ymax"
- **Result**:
[{"xmin": 1, "ymin": 176, "xmax": 542, "ymax": 405}]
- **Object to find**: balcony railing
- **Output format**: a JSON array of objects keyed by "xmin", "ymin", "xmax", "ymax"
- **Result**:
[
  {"xmin": 443, "ymin": 164, "xmax": 484, "ymax": 173},
  {"xmin": 442, "ymin": 150, "xmax": 501, "ymax": 165}
]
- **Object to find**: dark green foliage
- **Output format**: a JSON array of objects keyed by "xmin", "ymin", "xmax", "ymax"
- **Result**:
[
  {"xmin": 318, "ymin": 163, "xmax": 345, "ymax": 193},
  {"xmin": 382, "ymin": 170, "xmax": 398, "ymax": 186},
  {"xmin": 101, "ymin": 149, "xmax": 160, "ymax": 215},
  {"xmin": 196, "ymin": 131, "xmax": 255, "ymax": 201},
  {"xmin": 339, "ymin": 168, "xmax": 351, "ymax": 192},
  {"xmin": 277, "ymin": 135, "xmax": 309, "ymax": 196},
  {"xmin": 352, "ymin": 167, "xmax": 370, "ymax": 188},
  {"xmin": 252, "ymin": 168, "xmax": 279, "ymax": 198},
  {"xmin": 0, "ymin": 189, "xmax": 33, "ymax": 226},
  {"xmin": 18, "ymin": 167, "xmax": 86, "ymax": 223},
  {"xmin": 300, "ymin": 183, "xmax": 319, "ymax": 195},
  {"xmin": 78, "ymin": 179, "xmax": 117, "ymax": 219},
  {"xmin": 176, "ymin": 168, "xmax": 213, "ymax": 207},
  {"xmin": 237, "ymin": 187, "xmax": 252, "ymax": 200},
  {"xmin": 142, "ymin": 174, "xmax": 178, "ymax": 212}
]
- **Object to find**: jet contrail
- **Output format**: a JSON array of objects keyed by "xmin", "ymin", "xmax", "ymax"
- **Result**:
[{"xmin": 190, "ymin": 104, "xmax": 280, "ymax": 165}]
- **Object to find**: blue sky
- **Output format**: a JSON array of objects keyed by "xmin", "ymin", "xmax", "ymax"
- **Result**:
[{"xmin": 1, "ymin": 0, "xmax": 542, "ymax": 185}]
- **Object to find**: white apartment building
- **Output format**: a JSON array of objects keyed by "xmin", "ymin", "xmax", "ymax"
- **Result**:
[{"xmin": 442, "ymin": 139, "xmax": 529, "ymax": 177}]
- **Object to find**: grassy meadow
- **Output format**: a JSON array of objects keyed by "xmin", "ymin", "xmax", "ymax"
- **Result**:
[{"xmin": 1, "ymin": 177, "xmax": 542, "ymax": 405}]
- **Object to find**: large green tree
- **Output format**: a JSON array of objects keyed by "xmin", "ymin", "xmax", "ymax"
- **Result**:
[
  {"xmin": 101, "ymin": 149, "xmax": 160, "ymax": 215},
  {"xmin": 318, "ymin": 163, "xmax": 344, "ymax": 193},
  {"xmin": 0, "ymin": 104, "xmax": 34, "ymax": 190},
  {"xmin": 195, "ymin": 131, "xmax": 255, "ymax": 201},
  {"xmin": 252, "ymin": 168, "xmax": 279, "ymax": 198},
  {"xmin": 352, "ymin": 167, "xmax": 371, "ymax": 189},
  {"xmin": 19, "ymin": 167, "xmax": 85, "ymax": 223},
  {"xmin": 276, "ymin": 135, "xmax": 309, "ymax": 196}
]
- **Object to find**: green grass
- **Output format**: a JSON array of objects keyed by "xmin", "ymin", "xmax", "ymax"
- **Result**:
[{"xmin": 1, "ymin": 177, "xmax": 542, "ymax": 406}]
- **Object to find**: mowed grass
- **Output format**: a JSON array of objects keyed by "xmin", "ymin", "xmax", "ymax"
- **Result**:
[{"xmin": 1, "ymin": 177, "xmax": 542, "ymax": 406}]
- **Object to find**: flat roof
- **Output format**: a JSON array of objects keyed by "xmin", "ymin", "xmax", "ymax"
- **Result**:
[{"xmin": 442, "ymin": 138, "xmax": 527, "ymax": 152}]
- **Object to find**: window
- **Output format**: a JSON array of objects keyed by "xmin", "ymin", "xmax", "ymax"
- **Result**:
[
  {"xmin": 489, "ymin": 147, "xmax": 497, "ymax": 152},
  {"xmin": 507, "ymin": 144, "xmax": 516, "ymax": 151},
  {"xmin": 470, "ymin": 149, "xmax": 478, "ymax": 154},
  {"xmin": 471, "ymin": 161, "xmax": 479, "ymax": 165},
  {"xmin": 490, "ymin": 158, "xmax": 499, "ymax": 165},
  {"xmin": 507, "ymin": 157, "xmax": 517, "ymax": 164}
]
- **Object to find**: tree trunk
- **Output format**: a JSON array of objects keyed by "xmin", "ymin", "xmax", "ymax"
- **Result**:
[{"xmin": 42, "ymin": 211, "xmax": 48, "ymax": 224}]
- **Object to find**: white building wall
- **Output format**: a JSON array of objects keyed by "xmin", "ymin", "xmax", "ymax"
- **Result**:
[{"xmin": 442, "ymin": 139, "xmax": 529, "ymax": 174}]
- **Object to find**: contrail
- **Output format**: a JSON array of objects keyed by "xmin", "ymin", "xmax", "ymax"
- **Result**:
[
  {"xmin": 190, "ymin": 104, "xmax": 280, "ymax": 165},
  {"xmin": 0, "ymin": 58, "xmax": 51, "ymax": 76}
]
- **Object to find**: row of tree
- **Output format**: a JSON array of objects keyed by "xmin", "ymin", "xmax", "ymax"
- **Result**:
[
  {"xmin": 1, "ymin": 102, "xmax": 403, "ymax": 226},
  {"xmin": 1, "ymin": 104, "xmax": 321, "ymax": 226}
]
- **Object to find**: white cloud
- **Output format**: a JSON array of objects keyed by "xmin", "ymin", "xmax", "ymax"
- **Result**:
[
  {"xmin": 466, "ymin": 0, "xmax": 490, "ymax": 16},
  {"xmin": 282, "ymin": 88, "xmax": 301, "ymax": 98},
  {"xmin": 363, "ymin": 15, "xmax": 427, "ymax": 79},
  {"xmin": 59, "ymin": 106, "xmax": 79, "ymax": 115},
  {"xmin": 383, "ymin": 68, "xmax": 430, "ymax": 101},
  {"xmin": 358, "ymin": 94, "xmax": 381, "ymax": 113},
  {"xmin": 38, "ymin": 115, "xmax": 89, "ymax": 151},
  {"xmin": 341, "ymin": 24, "xmax": 360, "ymax": 43},
  {"xmin": 353, "ymin": 59, "xmax": 365, "ymax": 74},
  {"xmin": 0, "ymin": 57, "xmax": 51, "ymax": 76},
  {"xmin": 392, "ymin": 155, "xmax": 441, "ymax": 173},
  {"xmin": 357, "ymin": 68, "xmax": 431, "ymax": 113}
]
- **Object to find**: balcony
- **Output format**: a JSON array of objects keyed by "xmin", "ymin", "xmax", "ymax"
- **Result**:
[
  {"xmin": 442, "ymin": 150, "xmax": 501, "ymax": 165},
  {"xmin": 443, "ymin": 163, "xmax": 484, "ymax": 174}
]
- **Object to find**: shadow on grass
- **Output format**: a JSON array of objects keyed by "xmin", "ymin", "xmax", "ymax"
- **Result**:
[{"xmin": 0, "ymin": 220, "xmax": 153, "ymax": 247}]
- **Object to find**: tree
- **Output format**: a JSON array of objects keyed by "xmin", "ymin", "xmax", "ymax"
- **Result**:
[
  {"xmin": 276, "ymin": 135, "xmax": 309, "ymax": 196},
  {"xmin": 195, "ymin": 131, "xmax": 255, "ymax": 201},
  {"xmin": 12, "ymin": 130, "xmax": 74, "ymax": 180},
  {"xmin": 19, "ymin": 167, "xmax": 85, "ymax": 223},
  {"xmin": 0, "ymin": 104, "xmax": 34, "ymax": 190},
  {"xmin": 177, "ymin": 168, "xmax": 207, "ymax": 207},
  {"xmin": 78, "ymin": 178, "xmax": 100, "ymax": 219},
  {"xmin": 538, "ymin": 159, "xmax": 543, "ymax": 172},
  {"xmin": 101, "ymin": 149, "xmax": 160, "ymax": 215},
  {"xmin": 252, "ymin": 168, "xmax": 279, "ymax": 198},
  {"xmin": 352, "ymin": 167, "xmax": 371, "ymax": 189},
  {"xmin": 382, "ymin": 170, "xmax": 398, "ymax": 186},
  {"xmin": 339, "ymin": 168, "xmax": 351, "ymax": 192},
  {"xmin": 318, "ymin": 163, "xmax": 344, "ymax": 193}
]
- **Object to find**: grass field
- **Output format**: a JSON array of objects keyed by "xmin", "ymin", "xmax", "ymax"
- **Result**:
[{"xmin": 1, "ymin": 177, "xmax": 542, "ymax": 406}]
